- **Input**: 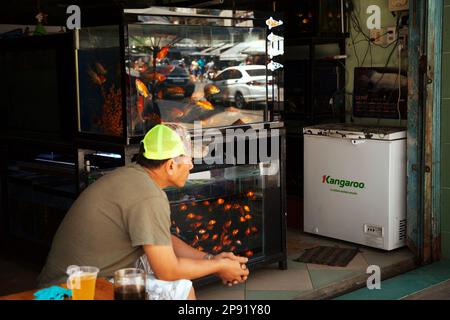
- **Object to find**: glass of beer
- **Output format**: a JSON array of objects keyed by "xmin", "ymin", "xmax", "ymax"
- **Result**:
[
  {"xmin": 66, "ymin": 266, "xmax": 99, "ymax": 300},
  {"xmin": 114, "ymin": 268, "xmax": 147, "ymax": 300}
]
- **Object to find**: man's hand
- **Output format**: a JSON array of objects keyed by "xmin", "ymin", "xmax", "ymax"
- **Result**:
[{"xmin": 213, "ymin": 252, "xmax": 249, "ymax": 286}]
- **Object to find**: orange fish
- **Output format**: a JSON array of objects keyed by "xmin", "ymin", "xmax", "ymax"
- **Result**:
[
  {"xmin": 243, "ymin": 205, "xmax": 251, "ymax": 212},
  {"xmin": 207, "ymin": 225, "xmax": 214, "ymax": 230},
  {"xmin": 136, "ymin": 95, "xmax": 145, "ymax": 122},
  {"xmin": 193, "ymin": 222, "xmax": 202, "ymax": 228},
  {"xmin": 233, "ymin": 204, "xmax": 240, "ymax": 209},
  {"xmin": 95, "ymin": 62, "xmax": 107, "ymax": 75},
  {"xmin": 156, "ymin": 46, "xmax": 170, "ymax": 61},
  {"xmin": 202, "ymin": 201, "xmax": 210, "ymax": 206},
  {"xmin": 180, "ymin": 204, "xmax": 188, "ymax": 211},
  {"xmin": 212, "ymin": 245, "xmax": 222, "ymax": 252},
  {"xmin": 166, "ymin": 87, "xmax": 185, "ymax": 95},
  {"xmin": 208, "ymin": 220, "xmax": 217, "ymax": 226},
  {"xmin": 246, "ymin": 191, "xmax": 255, "ymax": 198},
  {"xmin": 245, "ymin": 228, "xmax": 251, "ymax": 236},
  {"xmin": 88, "ymin": 69, "xmax": 106, "ymax": 86},
  {"xmin": 217, "ymin": 198, "xmax": 225, "ymax": 205},
  {"xmin": 135, "ymin": 79, "xmax": 149, "ymax": 98},
  {"xmin": 205, "ymin": 85, "xmax": 221, "ymax": 95},
  {"xmin": 186, "ymin": 213, "xmax": 195, "ymax": 219},
  {"xmin": 239, "ymin": 217, "xmax": 246, "ymax": 223},
  {"xmin": 235, "ymin": 240, "xmax": 242, "ymax": 246},
  {"xmin": 201, "ymin": 234, "xmax": 209, "ymax": 241},
  {"xmin": 245, "ymin": 250, "xmax": 254, "ymax": 257},
  {"xmin": 196, "ymin": 100, "xmax": 214, "ymax": 111},
  {"xmin": 144, "ymin": 72, "xmax": 167, "ymax": 83},
  {"xmin": 198, "ymin": 229, "xmax": 206, "ymax": 235},
  {"xmin": 245, "ymin": 214, "xmax": 252, "ymax": 220},
  {"xmin": 224, "ymin": 204, "xmax": 232, "ymax": 211},
  {"xmin": 212, "ymin": 234, "xmax": 219, "ymax": 241},
  {"xmin": 232, "ymin": 229, "xmax": 239, "ymax": 236},
  {"xmin": 225, "ymin": 220, "xmax": 232, "ymax": 228}
]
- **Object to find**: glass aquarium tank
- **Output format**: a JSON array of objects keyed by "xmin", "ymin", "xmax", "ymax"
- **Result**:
[
  {"xmin": 76, "ymin": 7, "xmax": 283, "ymax": 142},
  {"xmin": 167, "ymin": 165, "xmax": 266, "ymax": 259}
]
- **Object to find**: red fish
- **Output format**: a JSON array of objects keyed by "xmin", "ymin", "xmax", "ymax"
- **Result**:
[
  {"xmin": 143, "ymin": 72, "xmax": 167, "ymax": 83},
  {"xmin": 196, "ymin": 100, "xmax": 215, "ymax": 111},
  {"xmin": 136, "ymin": 95, "xmax": 144, "ymax": 122},
  {"xmin": 156, "ymin": 46, "xmax": 170, "ymax": 61},
  {"xmin": 88, "ymin": 69, "xmax": 106, "ymax": 86}
]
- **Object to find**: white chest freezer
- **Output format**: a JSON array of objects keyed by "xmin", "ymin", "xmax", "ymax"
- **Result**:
[{"xmin": 303, "ymin": 124, "xmax": 407, "ymax": 251}]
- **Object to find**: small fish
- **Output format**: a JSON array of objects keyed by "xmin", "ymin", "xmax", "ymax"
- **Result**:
[
  {"xmin": 212, "ymin": 234, "xmax": 219, "ymax": 241},
  {"xmin": 198, "ymin": 229, "xmax": 206, "ymax": 235},
  {"xmin": 245, "ymin": 250, "xmax": 254, "ymax": 257},
  {"xmin": 156, "ymin": 46, "xmax": 170, "ymax": 61},
  {"xmin": 243, "ymin": 205, "xmax": 251, "ymax": 212},
  {"xmin": 223, "ymin": 240, "xmax": 232, "ymax": 246},
  {"xmin": 195, "ymin": 215, "xmax": 203, "ymax": 221},
  {"xmin": 212, "ymin": 245, "xmax": 222, "ymax": 252},
  {"xmin": 217, "ymin": 198, "xmax": 225, "ymax": 205},
  {"xmin": 235, "ymin": 240, "xmax": 242, "ymax": 246},
  {"xmin": 193, "ymin": 222, "xmax": 202, "ymax": 228},
  {"xmin": 202, "ymin": 201, "xmax": 210, "ymax": 206},
  {"xmin": 186, "ymin": 213, "xmax": 195, "ymax": 219},
  {"xmin": 166, "ymin": 87, "xmax": 185, "ymax": 95},
  {"xmin": 180, "ymin": 204, "xmax": 188, "ymax": 211},
  {"xmin": 201, "ymin": 234, "xmax": 209, "ymax": 241},
  {"xmin": 208, "ymin": 220, "xmax": 217, "ymax": 226},
  {"xmin": 239, "ymin": 217, "xmax": 246, "ymax": 223},
  {"xmin": 232, "ymin": 204, "xmax": 240, "ymax": 210},
  {"xmin": 225, "ymin": 220, "xmax": 232, "ymax": 228},
  {"xmin": 143, "ymin": 72, "xmax": 167, "ymax": 83},
  {"xmin": 205, "ymin": 85, "xmax": 221, "ymax": 95},
  {"xmin": 232, "ymin": 229, "xmax": 239, "ymax": 236},
  {"xmin": 245, "ymin": 214, "xmax": 252, "ymax": 220},
  {"xmin": 245, "ymin": 228, "xmax": 251, "ymax": 236},
  {"xmin": 224, "ymin": 204, "xmax": 232, "ymax": 211},
  {"xmin": 95, "ymin": 62, "xmax": 107, "ymax": 75},
  {"xmin": 135, "ymin": 79, "xmax": 149, "ymax": 98},
  {"xmin": 266, "ymin": 16, "xmax": 284, "ymax": 30},
  {"xmin": 196, "ymin": 100, "xmax": 215, "ymax": 111},
  {"xmin": 207, "ymin": 225, "xmax": 214, "ymax": 230},
  {"xmin": 169, "ymin": 107, "xmax": 185, "ymax": 118},
  {"xmin": 88, "ymin": 69, "xmax": 106, "ymax": 86},
  {"xmin": 251, "ymin": 227, "xmax": 258, "ymax": 233},
  {"xmin": 246, "ymin": 191, "xmax": 254, "ymax": 198}
]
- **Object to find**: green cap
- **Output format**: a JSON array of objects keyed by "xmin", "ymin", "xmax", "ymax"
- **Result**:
[{"xmin": 142, "ymin": 125, "xmax": 187, "ymax": 160}]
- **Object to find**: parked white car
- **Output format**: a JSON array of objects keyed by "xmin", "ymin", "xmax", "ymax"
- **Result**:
[{"xmin": 204, "ymin": 65, "xmax": 278, "ymax": 109}]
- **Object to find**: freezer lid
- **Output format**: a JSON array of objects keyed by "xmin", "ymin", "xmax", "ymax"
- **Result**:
[{"xmin": 303, "ymin": 124, "xmax": 406, "ymax": 141}]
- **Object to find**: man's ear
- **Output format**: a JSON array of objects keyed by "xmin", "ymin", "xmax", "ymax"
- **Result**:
[{"xmin": 164, "ymin": 159, "xmax": 175, "ymax": 176}]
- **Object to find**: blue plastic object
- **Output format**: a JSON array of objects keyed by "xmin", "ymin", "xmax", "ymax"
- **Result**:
[{"xmin": 33, "ymin": 286, "xmax": 72, "ymax": 300}]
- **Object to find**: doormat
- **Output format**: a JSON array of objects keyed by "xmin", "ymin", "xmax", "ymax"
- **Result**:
[{"xmin": 294, "ymin": 246, "xmax": 360, "ymax": 267}]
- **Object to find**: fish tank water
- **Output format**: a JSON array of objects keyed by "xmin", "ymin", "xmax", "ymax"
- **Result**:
[{"xmin": 77, "ymin": 7, "xmax": 280, "ymax": 139}]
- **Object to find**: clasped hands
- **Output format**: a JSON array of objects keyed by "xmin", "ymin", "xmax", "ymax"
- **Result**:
[{"xmin": 213, "ymin": 252, "xmax": 249, "ymax": 287}]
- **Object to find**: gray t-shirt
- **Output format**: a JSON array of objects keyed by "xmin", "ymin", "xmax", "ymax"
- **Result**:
[{"xmin": 38, "ymin": 163, "xmax": 172, "ymax": 287}]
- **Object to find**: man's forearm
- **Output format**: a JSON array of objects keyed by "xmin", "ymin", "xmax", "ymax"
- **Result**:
[{"xmin": 171, "ymin": 235, "xmax": 208, "ymax": 260}]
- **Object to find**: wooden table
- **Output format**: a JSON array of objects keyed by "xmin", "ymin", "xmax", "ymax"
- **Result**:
[{"xmin": 0, "ymin": 278, "xmax": 114, "ymax": 300}]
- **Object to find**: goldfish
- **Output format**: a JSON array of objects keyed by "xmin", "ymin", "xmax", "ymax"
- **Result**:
[
  {"xmin": 136, "ymin": 95, "xmax": 145, "ymax": 122},
  {"xmin": 169, "ymin": 107, "xmax": 185, "ymax": 118},
  {"xmin": 202, "ymin": 201, "xmax": 210, "ymax": 206},
  {"xmin": 243, "ymin": 205, "xmax": 251, "ymax": 212},
  {"xmin": 192, "ymin": 222, "xmax": 202, "ymax": 228},
  {"xmin": 208, "ymin": 220, "xmax": 217, "ymax": 226},
  {"xmin": 245, "ymin": 250, "xmax": 254, "ymax": 257},
  {"xmin": 198, "ymin": 229, "xmax": 206, "ymax": 235},
  {"xmin": 196, "ymin": 100, "xmax": 215, "ymax": 111},
  {"xmin": 212, "ymin": 234, "xmax": 219, "ymax": 241},
  {"xmin": 239, "ymin": 217, "xmax": 246, "ymax": 223},
  {"xmin": 225, "ymin": 220, "xmax": 232, "ymax": 228},
  {"xmin": 186, "ymin": 213, "xmax": 196, "ymax": 219},
  {"xmin": 135, "ymin": 79, "xmax": 150, "ymax": 98},
  {"xmin": 156, "ymin": 46, "xmax": 170, "ymax": 61},
  {"xmin": 217, "ymin": 198, "xmax": 225, "ymax": 205},
  {"xmin": 245, "ymin": 228, "xmax": 251, "ymax": 236},
  {"xmin": 245, "ymin": 214, "xmax": 252, "ymax": 220},
  {"xmin": 246, "ymin": 191, "xmax": 255, "ymax": 198},
  {"xmin": 180, "ymin": 204, "xmax": 188, "ymax": 211},
  {"xmin": 232, "ymin": 229, "xmax": 239, "ymax": 236},
  {"xmin": 88, "ymin": 69, "xmax": 106, "ymax": 86},
  {"xmin": 201, "ymin": 234, "xmax": 209, "ymax": 241},
  {"xmin": 212, "ymin": 245, "xmax": 222, "ymax": 252},
  {"xmin": 143, "ymin": 72, "xmax": 167, "ymax": 83},
  {"xmin": 205, "ymin": 85, "xmax": 221, "ymax": 95},
  {"xmin": 224, "ymin": 204, "xmax": 232, "ymax": 211},
  {"xmin": 95, "ymin": 62, "xmax": 107, "ymax": 75},
  {"xmin": 166, "ymin": 87, "xmax": 185, "ymax": 95}
]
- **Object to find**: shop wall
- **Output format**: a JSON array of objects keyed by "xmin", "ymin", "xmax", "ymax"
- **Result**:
[
  {"xmin": 441, "ymin": 0, "xmax": 450, "ymax": 259},
  {"xmin": 345, "ymin": 0, "xmax": 407, "ymax": 126}
]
